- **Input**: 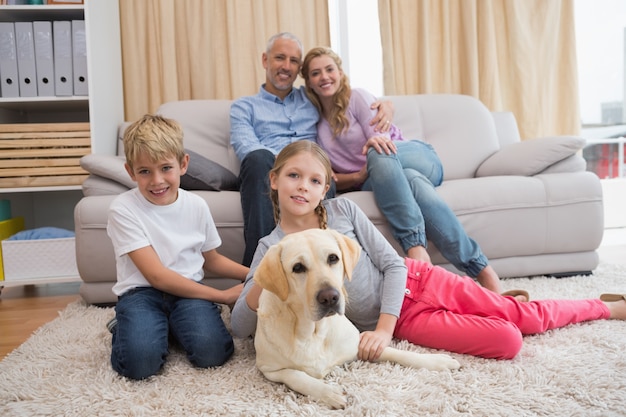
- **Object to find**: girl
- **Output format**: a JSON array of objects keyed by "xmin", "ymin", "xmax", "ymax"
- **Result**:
[
  {"xmin": 300, "ymin": 46, "xmax": 523, "ymax": 300},
  {"xmin": 230, "ymin": 141, "xmax": 626, "ymax": 360}
]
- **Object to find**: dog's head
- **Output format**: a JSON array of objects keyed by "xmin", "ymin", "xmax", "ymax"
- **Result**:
[{"xmin": 254, "ymin": 229, "xmax": 361, "ymax": 321}]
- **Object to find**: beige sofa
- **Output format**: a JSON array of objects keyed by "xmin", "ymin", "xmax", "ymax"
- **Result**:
[{"xmin": 74, "ymin": 94, "xmax": 603, "ymax": 305}]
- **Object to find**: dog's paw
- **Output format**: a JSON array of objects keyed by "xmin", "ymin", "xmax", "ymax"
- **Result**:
[
  {"xmin": 320, "ymin": 385, "xmax": 348, "ymax": 409},
  {"xmin": 427, "ymin": 354, "xmax": 461, "ymax": 371}
]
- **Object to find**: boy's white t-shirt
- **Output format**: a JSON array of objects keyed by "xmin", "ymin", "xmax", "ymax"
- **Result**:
[{"xmin": 107, "ymin": 188, "xmax": 222, "ymax": 296}]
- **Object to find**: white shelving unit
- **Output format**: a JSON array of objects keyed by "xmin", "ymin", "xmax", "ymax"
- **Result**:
[{"xmin": 0, "ymin": 1, "xmax": 124, "ymax": 290}]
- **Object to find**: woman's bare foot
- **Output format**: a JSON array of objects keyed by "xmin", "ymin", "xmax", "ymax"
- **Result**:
[
  {"xmin": 476, "ymin": 265, "xmax": 501, "ymax": 293},
  {"xmin": 476, "ymin": 265, "xmax": 529, "ymax": 302},
  {"xmin": 406, "ymin": 245, "xmax": 431, "ymax": 263},
  {"xmin": 604, "ymin": 296, "xmax": 626, "ymax": 320}
]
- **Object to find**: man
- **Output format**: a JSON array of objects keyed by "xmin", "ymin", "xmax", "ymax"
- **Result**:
[{"xmin": 230, "ymin": 32, "xmax": 393, "ymax": 266}]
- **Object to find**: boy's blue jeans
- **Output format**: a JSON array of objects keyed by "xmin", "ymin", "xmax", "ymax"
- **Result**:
[
  {"xmin": 362, "ymin": 140, "xmax": 488, "ymax": 278},
  {"xmin": 111, "ymin": 287, "xmax": 234, "ymax": 380}
]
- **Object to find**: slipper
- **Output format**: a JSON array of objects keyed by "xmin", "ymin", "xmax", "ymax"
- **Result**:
[
  {"xmin": 599, "ymin": 293, "xmax": 626, "ymax": 302},
  {"xmin": 501, "ymin": 289, "xmax": 530, "ymax": 302}
]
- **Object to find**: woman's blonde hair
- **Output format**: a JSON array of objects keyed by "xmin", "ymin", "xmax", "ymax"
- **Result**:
[
  {"xmin": 269, "ymin": 141, "xmax": 332, "ymax": 229},
  {"xmin": 123, "ymin": 114, "xmax": 186, "ymax": 170},
  {"xmin": 301, "ymin": 47, "xmax": 351, "ymax": 137}
]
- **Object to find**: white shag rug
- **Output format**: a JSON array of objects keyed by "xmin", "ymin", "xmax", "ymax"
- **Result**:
[{"xmin": 2, "ymin": 264, "xmax": 626, "ymax": 417}]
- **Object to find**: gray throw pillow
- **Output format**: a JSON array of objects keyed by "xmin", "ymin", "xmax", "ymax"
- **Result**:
[
  {"xmin": 181, "ymin": 149, "xmax": 238, "ymax": 191},
  {"xmin": 476, "ymin": 136, "xmax": 586, "ymax": 177}
]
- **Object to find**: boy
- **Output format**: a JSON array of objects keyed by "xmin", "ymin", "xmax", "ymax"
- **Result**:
[{"xmin": 107, "ymin": 114, "xmax": 248, "ymax": 380}]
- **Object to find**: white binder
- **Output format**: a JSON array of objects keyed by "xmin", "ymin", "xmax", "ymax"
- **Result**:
[
  {"xmin": 33, "ymin": 21, "xmax": 55, "ymax": 97},
  {"xmin": 15, "ymin": 21, "xmax": 38, "ymax": 97},
  {"xmin": 53, "ymin": 20, "xmax": 73, "ymax": 96},
  {"xmin": 71, "ymin": 20, "xmax": 88, "ymax": 96},
  {"xmin": 0, "ymin": 22, "xmax": 20, "ymax": 97}
]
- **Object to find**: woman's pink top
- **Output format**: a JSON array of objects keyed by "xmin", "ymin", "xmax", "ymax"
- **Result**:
[{"xmin": 316, "ymin": 88, "xmax": 403, "ymax": 173}]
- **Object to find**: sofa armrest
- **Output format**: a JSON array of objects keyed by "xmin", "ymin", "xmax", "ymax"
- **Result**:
[
  {"xmin": 74, "ymin": 195, "xmax": 117, "ymax": 283},
  {"xmin": 476, "ymin": 136, "xmax": 586, "ymax": 177},
  {"xmin": 491, "ymin": 111, "xmax": 522, "ymax": 147}
]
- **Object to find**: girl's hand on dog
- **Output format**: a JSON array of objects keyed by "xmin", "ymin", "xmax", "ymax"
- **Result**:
[
  {"xmin": 358, "ymin": 313, "xmax": 397, "ymax": 361},
  {"xmin": 358, "ymin": 329, "xmax": 392, "ymax": 361}
]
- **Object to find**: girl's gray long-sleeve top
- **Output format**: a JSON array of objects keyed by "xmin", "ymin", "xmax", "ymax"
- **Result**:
[{"xmin": 230, "ymin": 197, "xmax": 408, "ymax": 339}]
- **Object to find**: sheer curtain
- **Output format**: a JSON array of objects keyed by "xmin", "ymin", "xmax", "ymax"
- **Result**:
[
  {"xmin": 378, "ymin": 0, "xmax": 579, "ymax": 139},
  {"xmin": 118, "ymin": 0, "xmax": 330, "ymax": 121}
]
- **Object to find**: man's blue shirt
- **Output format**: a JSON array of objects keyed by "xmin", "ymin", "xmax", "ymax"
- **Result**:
[{"xmin": 230, "ymin": 85, "xmax": 319, "ymax": 161}]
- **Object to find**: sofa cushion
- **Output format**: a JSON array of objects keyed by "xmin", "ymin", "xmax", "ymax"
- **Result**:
[
  {"xmin": 539, "ymin": 154, "xmax": 587, "ymax": 174},
  {"xmin": 80, "ymin": 154, "xmax": 135, "ymax": 188},
  {"xmin": 476, "ymin": 136, "xmax": 586, "ymax": 177},
  {"xmin": 180, "ymin": 149, "xmax": 239, "ymax": 191},
  {"xmin": 81, "ymin": 175, "xmax": 132, "ymax": 196}
]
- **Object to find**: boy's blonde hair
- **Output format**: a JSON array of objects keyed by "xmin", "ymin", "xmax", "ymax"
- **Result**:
[
  {"xmin": 123, "ymin": 114, "xmax": 185, "ymax": 170},
  {"xmin": 269, "ymin": 141, "xmax": 332, "ymax": 229}
]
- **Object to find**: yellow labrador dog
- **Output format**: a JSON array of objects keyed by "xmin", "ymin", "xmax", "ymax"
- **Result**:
[{"xmin": 253, "ymin": 228, "xmax": 461, "ymax": 409}]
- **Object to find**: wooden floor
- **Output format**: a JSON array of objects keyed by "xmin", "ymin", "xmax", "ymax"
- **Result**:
[{"xmin": 0, "ymin": 282, "xmax": 81, "ymax": 359}]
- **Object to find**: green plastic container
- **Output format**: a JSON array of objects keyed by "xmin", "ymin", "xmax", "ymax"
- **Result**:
[{"xmin": 0, "ymin": 200, "xmax": 11, "ymax": 222}]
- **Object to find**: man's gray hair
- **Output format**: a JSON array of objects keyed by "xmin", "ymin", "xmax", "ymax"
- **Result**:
[{"xmin": 266, "ymin": 32, "xmax": 303, "ymax": 57}]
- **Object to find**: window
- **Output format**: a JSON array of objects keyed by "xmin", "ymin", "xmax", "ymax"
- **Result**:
[
  {"xmin": 328, "ymin": 0, "xmax": 383, "ymax": 97},
  {"xmin": 576, "ymin": 0, "xmax": 626, "ymax": 126},
  {"xmin": 576, "ymin": 0, "xmax": 626, "ymax": 178}
]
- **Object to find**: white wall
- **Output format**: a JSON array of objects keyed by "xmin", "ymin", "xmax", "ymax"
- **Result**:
[{"xmin": 601, "ymin": 178, "xmax": 626, "ymax": 228}]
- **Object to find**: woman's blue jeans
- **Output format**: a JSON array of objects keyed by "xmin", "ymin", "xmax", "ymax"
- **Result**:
[
  {"xmin": 111, "ymin": 287, "xmax": 234, "ymax": 380},
  {"xmin": 362, "ymin": 140, "xmax": 488, "ymax": 277}
]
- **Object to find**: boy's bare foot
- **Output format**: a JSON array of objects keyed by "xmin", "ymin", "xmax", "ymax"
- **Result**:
[{"xmin": 406, "ymin": 245, "xmax": 431, "ymax": 263}]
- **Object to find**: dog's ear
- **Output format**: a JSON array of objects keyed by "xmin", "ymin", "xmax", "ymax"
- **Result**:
[
  {"xmin": 330, "ymin": 230, "xmax": 362, "ymax": 281},
  {"xmin": 253, "ymin": 243, "xmax": 290, "ymax": 301}
]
